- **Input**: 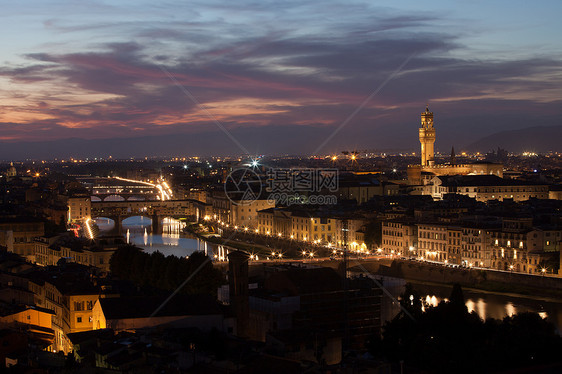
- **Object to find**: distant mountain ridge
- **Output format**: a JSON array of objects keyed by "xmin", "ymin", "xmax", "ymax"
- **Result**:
[{"xmin": 465, "ymin": 125, "xmax": 562, "ymax": 153}]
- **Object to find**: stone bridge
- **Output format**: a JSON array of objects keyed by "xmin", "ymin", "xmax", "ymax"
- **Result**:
[{"xmin": 91, "ymin": 199, "xmax": 195, "ymax": 235}]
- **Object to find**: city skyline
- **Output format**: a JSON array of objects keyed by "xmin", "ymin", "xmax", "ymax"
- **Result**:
[{"xmin": 1, "ymin": 1, "xmax": 562, "ymax": 157}]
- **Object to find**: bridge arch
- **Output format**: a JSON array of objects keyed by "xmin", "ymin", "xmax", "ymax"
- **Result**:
[
  {"xmin": 126, "ymin": 195, "xmax": 146, "ymax": 201},
  {"xmin": 103, "ymin": 195, "xmax": 126, "ymax": 202}
]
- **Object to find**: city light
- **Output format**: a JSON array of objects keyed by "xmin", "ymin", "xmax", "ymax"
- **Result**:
[{"xmin": 84, "ymin": 218, "xmax": 94, "ymax": 239}]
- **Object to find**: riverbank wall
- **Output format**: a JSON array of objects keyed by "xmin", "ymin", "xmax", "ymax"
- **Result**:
[{"xmin": 350, "ymin": 259, "xmax": 562, "ymax": 297}]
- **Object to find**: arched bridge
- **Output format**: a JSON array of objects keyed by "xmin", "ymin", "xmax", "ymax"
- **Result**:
[{"xmin": 91, "ymin": 199, "xmax": 194, "ymax": 235}]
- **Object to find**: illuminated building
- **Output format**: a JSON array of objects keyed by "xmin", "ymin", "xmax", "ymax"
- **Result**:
[
  {"xmin": 417, "ymin": 175, "xmax": 549, "ymax": 202},
  {"xmin": 381, "ymin": 219, "xmax": 418, "ymax": 257},
  {"xmin": 407, "ymin": 106, "xmax": 503, "ymax": 185},
  {"xmin": 67, "ymin": 196, "xmax": 91, "ymax": 222},
  {"xmin": 0, "ymin": 217, "xmax": 44, "ymax": 260},
  {"xmin": 229, "ymin": 199, "xmax": 275, "ymax": 229},
  {"xmin": 419, "ymin": 105, "xmax": 436, "ymax": 166}
]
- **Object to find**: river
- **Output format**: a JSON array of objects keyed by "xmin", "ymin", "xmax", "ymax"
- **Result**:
[
  {"xmin": 93, "ymin": 216, "xmax": 229, "ymax": 260},
  {"xmin": 410, "ymin": 281, "xmax": 562, "ymax": 334}
]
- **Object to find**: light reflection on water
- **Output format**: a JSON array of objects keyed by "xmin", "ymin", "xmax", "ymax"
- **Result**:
[
  {"xmin": 93, "ymin": 216, "xmax": 227, "ymax": 259},
  {"xmin": 419, "ymin": 292, "xmax": 558, "ymax": 332}
]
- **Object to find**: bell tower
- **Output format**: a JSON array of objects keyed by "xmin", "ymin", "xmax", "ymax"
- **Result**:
[{"xmin": 419, "ymin": 105, "xmax": 435, "ymax": 166}]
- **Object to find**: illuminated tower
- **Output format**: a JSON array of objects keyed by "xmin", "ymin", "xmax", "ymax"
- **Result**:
[{"xmin": 419, "ymin": 105, "xmax": 435, "ymax": 166}]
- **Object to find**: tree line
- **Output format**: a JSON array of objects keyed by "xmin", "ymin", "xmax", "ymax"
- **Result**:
[{"xmin": 109, "ymin": 245, "xmax": 224, "ymax": 296}]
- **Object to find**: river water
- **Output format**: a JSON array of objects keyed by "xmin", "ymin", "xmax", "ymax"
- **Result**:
[
  {"xmin": 93, "ymin": 216, "xmax": 229, "ymax": 260},
  {"xmin": 411, "ymin": 282, "xmax": 562, "ymax": 334}
]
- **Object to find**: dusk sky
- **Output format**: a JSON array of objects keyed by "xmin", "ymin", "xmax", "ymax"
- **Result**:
[{"xmin": 1, "ymin": 0, "xmax": 561, "ymax": 156}]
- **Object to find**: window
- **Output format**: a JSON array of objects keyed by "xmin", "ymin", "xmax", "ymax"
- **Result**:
[{"xmin": 77, "ymin": 317, "xmax": 82, "ymax": 323}]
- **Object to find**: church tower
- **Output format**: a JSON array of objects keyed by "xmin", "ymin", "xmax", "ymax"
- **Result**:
[{"xmin": 419, "ymin": 105, "xmax": 435, "ymax": 166}]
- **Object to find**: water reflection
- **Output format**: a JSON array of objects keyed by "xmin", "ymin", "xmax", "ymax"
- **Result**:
[
  {"xmin": 94, "ymin": 216, "xmax": 226, "ymax": 260},
  {"xmin": 476, "ymin": 298, "xmax": 486, "ymax": 321},
  {"xmin": 505, "ymin": 302, "xmax": 516, "ymax": 317},
  {"xmin": 421, "ymin": 293, "xmax": 550, "ymax": 323}
]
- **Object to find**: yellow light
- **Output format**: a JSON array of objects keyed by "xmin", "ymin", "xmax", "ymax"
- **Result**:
[
  {"xmin": 84, "ymin": 218, "xmax": 94, "ymax": 239},
  {"xmin": 332, "ymin": 156, "xmax": 337, "ymax": 161}
]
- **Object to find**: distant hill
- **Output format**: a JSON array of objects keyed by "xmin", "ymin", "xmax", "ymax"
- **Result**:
[{"xmin": 465, "ymin": 125, "xmax": 562, "ymax": 153}]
